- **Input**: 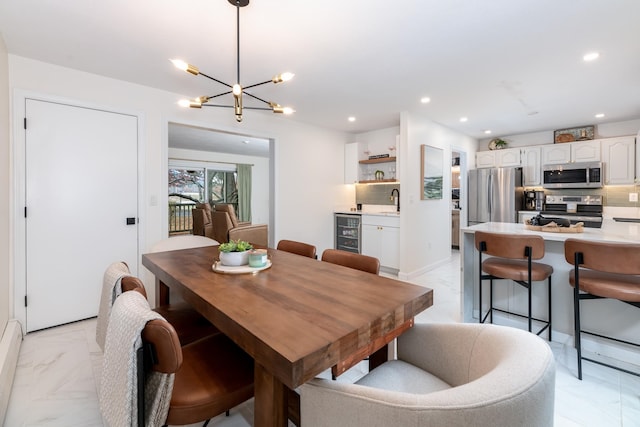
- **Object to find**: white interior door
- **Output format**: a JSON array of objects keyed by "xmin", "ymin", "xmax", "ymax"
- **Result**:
[{"xmin": 25, "ymin": 99, "xmax": 138, "ymax": 332}]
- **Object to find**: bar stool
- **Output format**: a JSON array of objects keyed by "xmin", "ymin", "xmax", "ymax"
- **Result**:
[
  {"xmin": 564, "ymin": 238, "xmax": 640, "ymax": 380},
  {"xmin": 475, "ymin": 231, "xmax": 553, "ymax": 340}
]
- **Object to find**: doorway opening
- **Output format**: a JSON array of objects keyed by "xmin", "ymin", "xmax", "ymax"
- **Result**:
[
  {"xmin": 166, "ymin": 122, "xmax": 274, "ymax": 241},
  {"xmin": 451, "ymin": 149, "xmax": 467, "ymax": 253}
]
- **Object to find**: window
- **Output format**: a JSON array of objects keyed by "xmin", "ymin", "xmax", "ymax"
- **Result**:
[{"xmin": 168, "ymin": 161, "xmax": 238, "ymax": 234}]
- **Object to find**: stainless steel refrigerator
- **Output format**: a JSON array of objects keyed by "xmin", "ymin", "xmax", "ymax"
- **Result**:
[{"xmin": 468, "ymin": 167, "xmax": 523, "ymax": 225}]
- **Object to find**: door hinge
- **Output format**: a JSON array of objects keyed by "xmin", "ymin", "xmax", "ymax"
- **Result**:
[
  {"xmin": 24, "ymin": 118, "xmax": 27, "ymax": 130},
  {"xmin": 24, "ymin": 295, "xmax": 28, "ymax": 307}
]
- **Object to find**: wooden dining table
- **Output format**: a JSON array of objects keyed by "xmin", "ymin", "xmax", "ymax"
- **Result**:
[{"xmin": 142, "ymin": 245, "xmax": 433, "ymax": 427}]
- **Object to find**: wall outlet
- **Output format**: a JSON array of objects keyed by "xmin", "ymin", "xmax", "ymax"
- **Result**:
[{"xmin": 630, "ymin": 193, "xmax": 638, "ymax": 202}]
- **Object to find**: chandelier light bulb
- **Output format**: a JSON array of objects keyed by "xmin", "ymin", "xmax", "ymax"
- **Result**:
[
  {"xmin": 282, "ymin": 107, "xmax": 295, "ymax": 115},
  {"xmin": 178, "ymin": 99, "xmax": 191, "ymax": 108},
  {"xmin": 170, "ymin": 59, "xmax": 199, "ymax": 75},
  {"xmin": 233, "ymin": 84, "xmax": 242, "ymax": 96},
  {"xmin": 273, "ymin": 72, "xmax": 295, "ymax": 83}
]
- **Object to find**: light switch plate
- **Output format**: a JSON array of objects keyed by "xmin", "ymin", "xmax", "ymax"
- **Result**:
[{"xmin": 629, "ymin": 193, "xmax": 638, "ymax": 202}]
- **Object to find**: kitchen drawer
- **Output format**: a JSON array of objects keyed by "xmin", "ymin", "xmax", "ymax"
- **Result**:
[{"xmin": 361, "ymin": 215, "xmax": 400, "ymax": 228}]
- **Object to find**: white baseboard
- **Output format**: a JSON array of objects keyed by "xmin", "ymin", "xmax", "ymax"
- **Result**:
[{"xmin": 0, "ymin": 320, "xmax": 23, "ymax": 424}]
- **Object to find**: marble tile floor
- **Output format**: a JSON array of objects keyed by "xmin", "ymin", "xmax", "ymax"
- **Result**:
[{"xmin": 6, "ymin": 251, "xmax": 640, "ymax": 426}]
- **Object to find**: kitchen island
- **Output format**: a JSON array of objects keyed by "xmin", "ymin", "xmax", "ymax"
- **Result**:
[{"xmin": 461, "ymin": 220, "xmax": 640, "ymax": 366}]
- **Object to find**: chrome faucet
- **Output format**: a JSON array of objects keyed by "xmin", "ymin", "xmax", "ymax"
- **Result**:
[{"xmin": 391, "ymin": 188, "xmax": 400, "ymax": 212}]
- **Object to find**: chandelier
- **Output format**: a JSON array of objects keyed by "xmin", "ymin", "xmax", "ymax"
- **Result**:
[{"xmin": 172, "ymin": 0, "xmax": 294, "ymax": 122}]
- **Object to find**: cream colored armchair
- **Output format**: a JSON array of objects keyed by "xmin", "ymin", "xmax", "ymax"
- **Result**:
[{"xmin": 300, "ymin": 323, "xmax": 555, "ymax": 427}]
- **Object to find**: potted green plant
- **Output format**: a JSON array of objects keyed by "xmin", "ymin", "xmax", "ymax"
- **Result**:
[
  {"xmin": 218, "ymin": 239, "xmax": 254, "ymax": 266},
  {"xmin": 489, "ymin": 138, "xmax": 507, "ymax": 150}
]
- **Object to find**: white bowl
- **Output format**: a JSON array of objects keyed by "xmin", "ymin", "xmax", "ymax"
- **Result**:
[{"xmin": 219, "ymin": 250, "xmax": 250, "ymax": 266}]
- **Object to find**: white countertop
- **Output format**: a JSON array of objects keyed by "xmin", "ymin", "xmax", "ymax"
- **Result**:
[
  {"xmin": 335, "ymin": 210, "xmax": 400, "ymax": 217},
  {"xmin": 462, "ymin": 220, "xmax": 640, "ymax": 244}
]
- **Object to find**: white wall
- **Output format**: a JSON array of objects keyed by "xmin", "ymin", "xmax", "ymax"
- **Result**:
[
  {"xmin": 168, "ymin": 148, "xmax": 270, "ymax": 225},
  {"xmin": 8, "ymin": 55, "xmax": 352, "ymax": 308},
  {"xmin": 478, "ymin": 119, "xmax": 640, "ymax": 150},
  {"xmin": 399, "ymin": 110, "xmax": 477, "ymax": 278},
  {"xmin": 356, "ymin": 126, "xmax": 399, "ymax": 160},
  {"xmin": 0, "ymin": 35, "xmax": 10, "ymax": 334}
]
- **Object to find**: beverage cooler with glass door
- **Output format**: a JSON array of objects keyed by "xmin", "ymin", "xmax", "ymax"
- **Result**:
[{"xmin": 334, "ymin": 213, "xmax": 361, "ymax": 253}]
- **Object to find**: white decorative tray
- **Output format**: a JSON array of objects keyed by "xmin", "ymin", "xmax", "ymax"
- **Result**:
[{"xmin": 212, "ymin": 260, "xmax": 272, "ymax": 275}]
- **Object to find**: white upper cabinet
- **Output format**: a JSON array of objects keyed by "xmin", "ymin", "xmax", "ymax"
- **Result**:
[
  {"xmin": 496, "ymin": 148, "xmax": 521, "ymax": 167},
  {"xmin": 521, "ymin": 146, "xmax": 542, "ymax": 186},
  {"xmin": 542, "ymin": 140, "xmax": 601, "ymax": 165},
  {"xmin": 571, "ymin": 140, "xmax": 601, "ymax": 162},
  {"xmin": 601, "ymin": 136, "xmax": 635, "ymax": 185},
  {"xmin": 475, "ymin": 151, "xmax": 496, "ymax": 168},
  {"xmin": 344, "ymin": 142, "xmax": 358, "ymax": 184},
  {"xmin": 542, "ymin": 144, "xmax": 571, "ymax": 164}
]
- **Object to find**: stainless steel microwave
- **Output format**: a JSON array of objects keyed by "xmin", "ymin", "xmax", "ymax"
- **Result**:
[{"xmin": 542, "ymin": 161, "xmax": 603, "ymax": 189}]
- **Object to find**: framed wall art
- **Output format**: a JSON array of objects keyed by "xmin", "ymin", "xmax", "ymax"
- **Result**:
[
  {"xmin": 554, "ymin": 125, "xmax": 595, "ymax": 143},
  {"xmin": 420, "ymin": 144, "xmax": 443, "ymax": 200}
]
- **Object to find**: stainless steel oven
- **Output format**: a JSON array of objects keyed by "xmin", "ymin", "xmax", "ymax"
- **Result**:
[{"xmin": 542, "ymin": 161, "xmax": 603, "ymax": 189}]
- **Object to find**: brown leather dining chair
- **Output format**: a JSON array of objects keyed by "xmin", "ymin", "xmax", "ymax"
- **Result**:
[
  {"xmin": 277, "ymin": 239, "xmax": 317, "ymax": 259},
  {"xmin": 564, "ymin": 238, "xmax": 640, "ymax": 380},
  {"xmin": 102, "ymin": 289, "xmax": 255, "ymax": 427},
  {"xmin": 475, "ymin": 231, "xmax": 553, "ymax": 340},
  {"xmin": 142, "ymin": 318, "xmax": 254, "ymax": 427},
  {"xmin": 121, "ymin": 276, "xmax": 219, "ymax": 346},
  {"xmin": 321, "ymin": 249, "xmax": 380, "ymax": 275},
  {"xmin": 320, "ymin": 248, "xmax": 381, "ymax": 380}
]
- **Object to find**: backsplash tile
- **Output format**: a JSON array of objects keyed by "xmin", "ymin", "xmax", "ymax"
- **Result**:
[
  {"xmin": 356, "ymin": 183, "xmax": 400, "ymax": 206},
  {"xmin": 539, "ymin": 185, "xmax": 640, "ymax": 208}
]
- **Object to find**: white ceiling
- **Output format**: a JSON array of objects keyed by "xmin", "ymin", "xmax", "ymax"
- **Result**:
[
  {"xmin": 168, "ymin": 123, "xmax": 270, "ymax": 157},
  {"xmin": 1, "ymin": 0, "xmax": 639, "ymax": 150}
]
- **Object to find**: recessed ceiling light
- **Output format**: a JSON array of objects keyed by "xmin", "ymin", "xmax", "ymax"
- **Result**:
[
  {"xmin": 484, "ymin": 130, "xmax": 492, "ymax": 135},
  {"xmin": 459, "ymin": 117, "xmax": 468, "ymax": 123},
  {"xmin": 583, "ymin": 52, "xmax": 600, "ymax": 62},
  {"xmin": 595, "ymin": 113, "xmax": 605, "ymax": 118},
  {"xmin": 348, "ymin": 116, "xmax": 356, "ymax": 122},
  {"xmin": 420, "ymin": 97, "xmax": 431, "ymax": 104},
  {"xmin": 242, "ymin": 140, "xmax": 250, "ymax": 144}
]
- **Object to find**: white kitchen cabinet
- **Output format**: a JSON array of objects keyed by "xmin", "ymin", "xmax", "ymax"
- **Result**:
[
  {"xmin": 361, "ymin": 215, "xmax": 399, "ymax": 270},
  {"xmin": 571, "ymin": 140, "xmax": 601, "ymax": 162},
  {"xmin": 475, "ymin": 148, "xmax": 520, "ymax": 168},
  {"xmin": 601, "ymin": 136, "xmax": 635, "ymax": 185},
  {"xmin": 521, "ymin": 146, "xmax": 542, "ymax": 186},
  {"xmin": 496, "ymin": 148, "xmax": 521, "ymax": 167},
  {"xmin": 475, "ymin": 151, "xmax": 496, "ymax": 168},
  {"xmin": 542, "ymin": 140, "xmax": 601, "ymax": 165},
  {"xmin": 344, "ymin": 142, "xmax": 358, "ymax": 184},
  {"xmin": 542, "ymin": 144, "xmax": 571, "ymax": 165}
]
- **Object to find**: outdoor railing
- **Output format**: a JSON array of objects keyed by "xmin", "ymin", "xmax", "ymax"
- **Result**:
[{"xmin": 169, "ymin": 203, "xmax": 196, "ymax": 234}]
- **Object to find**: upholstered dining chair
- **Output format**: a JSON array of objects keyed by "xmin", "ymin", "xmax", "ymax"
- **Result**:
[
  {"xmin": 277, "ymin": 239, "xmax": 317, "ymax": 259},
  {"xmin": 300, "ymin": 323, "xmax": 556, "ymax": 427},
  {"xmin": 101, "ymin": 290, "xmax": 254, "ymax": 427},
  {"xmin": 474, "ymin": 231, "xmax": 553, "ymax": 339},
  {"xmin": 121, "ymin": 276, "xmax": 219, "ymax": 346},
  {"xmin": 564, "ymin": 238, "xmax": 640, "ymax": 380},
  {"xmin": 142, "ymin": 316, "xmax": 254, "ymax": 427},
  {"xmin": 321, "ymin": 249, "xmax": 380, "ymax": 275}
]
